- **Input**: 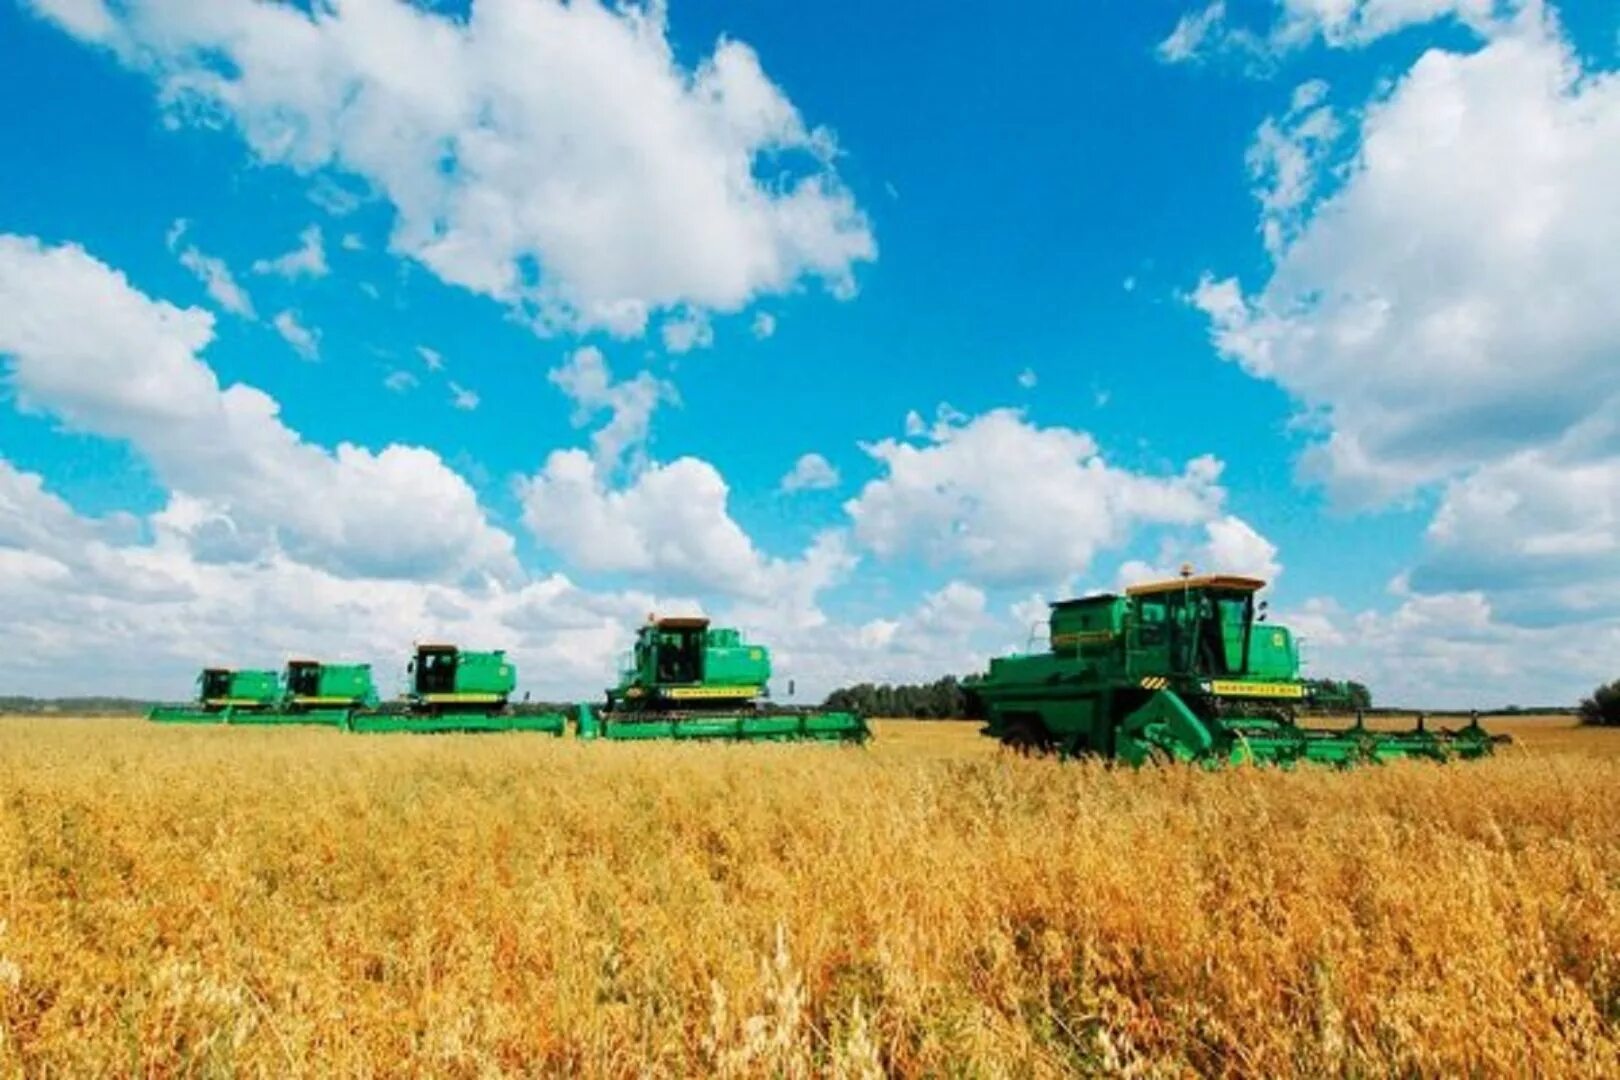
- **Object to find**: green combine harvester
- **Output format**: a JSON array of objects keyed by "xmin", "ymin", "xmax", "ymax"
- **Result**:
[
  {"xmin": 148, "ymin": 667, "xmax": 281, "ymax": 723},
  {"xmin": 968, "ymin": 572, "xmax": 1506, "ymax": 766},
  {"xmin": 349, "ymin": 644, "xmax": 565, "ymax": 734},
  {"xmin": 576, "ymin": 616, "xmax": 868, "ymax": 742},
  {"xmin": 269, "ymin": 659, "xmax": 377, "ymax": 727}
]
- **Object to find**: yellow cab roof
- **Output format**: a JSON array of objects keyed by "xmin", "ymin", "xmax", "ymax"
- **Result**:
[{"xmin": 1125, "ymin": 574, "xmax": 1267, "ymax": 597}]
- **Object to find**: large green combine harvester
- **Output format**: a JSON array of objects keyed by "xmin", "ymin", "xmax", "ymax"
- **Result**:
[
  {"xmin": 576, "ymin": 616, "xmax": 868, "ymax": 742},
  {"xmin": 968, "ymin": 573, "xmax": 1505, "ymax": 766}
]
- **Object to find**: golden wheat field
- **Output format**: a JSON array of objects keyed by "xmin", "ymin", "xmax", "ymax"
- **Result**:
[{"xmin": 0, "ymin": 715, "xmax": 1616, "ymax": 1077}]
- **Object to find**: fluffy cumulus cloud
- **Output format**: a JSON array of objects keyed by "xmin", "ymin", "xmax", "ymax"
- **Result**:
[
  {"xmin": 1279, "ymin": 585, "xmax": 1620, "ymax": 708},
  {"xmin": 26, "ymin": 0, "xmax": 875, "ymax": 335},
  {"xmin": 779, "ymin": 452, "xmax": 840, "ymax": 493},
  {"xmin": 0, "ymin": 456, "xmax": 662, "ymax": 699},
  {"xmin": 846, "ymin": 408, "xmax": 1229, "ymax": 587},
  {"xmin": 516, "ymin": 449, "xmax": 853, "ymax": 603},
  {"xmin": 0, "ymin": 234, "xmax": 515, "ymax": 583},
  {"xmin": 1117, "ymin": 514, "xmax": 1284, "ymax": 589},
  {"xmin": 1190, "ymin": 9, "xmax": 1620, "ymax": 623},
  {"xmin": 764, "ymin": 580, "xmax": 998, "ymax": 695}
]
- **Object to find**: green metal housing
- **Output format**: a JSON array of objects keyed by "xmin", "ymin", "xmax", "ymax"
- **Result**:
[
  {"xmin": 591, "ymin": 617, "xmax": 868, "ymax": 742},
  {"xmin": 968, "ymin": 574, "xmax": 1504, "ymax": 766}
]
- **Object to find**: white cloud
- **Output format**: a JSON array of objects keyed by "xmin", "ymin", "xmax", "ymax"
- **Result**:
[
  {"xmin": 252, "ymin": 224, "xmax": 328, "ymax": 278},
  {"xmin": 340, "ymin": 232, "xmax": 365, "ymax": 252},
  {"xmin": 382, "ymin": 369, "xmax": 417, "ymax": 393},
  {"xmin": 845, "ymin": 408, "xmax": 1228, "ymax": 586},
  {"xmin": 0, "ymin": 456, "xmax": 668, "ymax": 700},
  {"xmin": 751, "ymin": 311, "xmax": 777, "ymax": 339},
  {"xmin": 272, "ymin": 309, "xmax": 320, "ymax": 360},
  {"xmin": 417, "ymin": 345, "xmax": 445, "ymax": 371},
  {"xmin": 1016, "ymin": 367, "xmax": 1037, "ymax": 389},
  {"xmin": 779, "ymin": 452, "xmax": 839, "ymax": 493},
  {"xmin": 447, "ymin": 381, "xmax": 479, "ymax": 411},
  {"xmin": 1116, "ymin": 514, "xmax": 1284, "ymax": 589},
  {"xmin": 1158, "ymin": 0, "xmax": 1515, "ymax": 67},
  {"xmin": 29, "ymin": 0, "xmax": 876, "ymax": 336},
  {"xmin": 547, "ymin": 346, "xmax": 676, "ymax": 472},
  {"xmin": 0, "ymin": 233, "xmax": 515, "ymax": 584},
  {"xmin": 165, "ymin": 219, "xmax": 255, "ymax": 318},
  {"xmin": 1279, "ymin": 588, "xmax": 1620, "ymax": 708},
  {"xmin": 516, "ymin": 449, "xmax": 851, "ymax": 603},
  {"xmin": 1246, "ymin": 80, "xmax": 1340, "ymax": 256},
  {"xmin": 660, "ymin": 308, "xmax": 714, "ymax": 354},
  {"xmin": 1190, "ymin": 11, "xmax": 1620, "ymax": 624}
]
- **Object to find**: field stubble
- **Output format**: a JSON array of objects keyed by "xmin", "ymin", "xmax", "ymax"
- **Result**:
[{"xmin": 0, "ymin": 714, "xmax": 1616, "ymax": 1076}]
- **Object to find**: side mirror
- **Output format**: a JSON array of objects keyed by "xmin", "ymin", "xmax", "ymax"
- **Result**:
[
  {"xmin": 788, "ymin": 679, "xmax": 796, "ymax": 699},
  {"xmin": 523, "ymin": 691, "xmax": 531, "ymax": 703},
  {"xmin": 406, "ymin": 660, "xmax": 415, "ymax": 673}
]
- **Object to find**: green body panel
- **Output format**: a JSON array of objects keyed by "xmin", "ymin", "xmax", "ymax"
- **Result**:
[
  {"xmin": 282, "ymin": 660, "xmax": 378, "ymax": 709},
  {"xmin": 209, "ymin": 669, "xmax": 281, "ymax": 708},
  {"xmin": 970, "ymin": 576, "xmax": 1504, "ymax": 766}
]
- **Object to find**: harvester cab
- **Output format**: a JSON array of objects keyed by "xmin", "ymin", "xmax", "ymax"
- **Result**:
[
  {"xmin": 614, "ymin": 617, "xmax": 767, "ymax": 707},
  {"xmin": 973, "ymin": 572, "xmax": 1504, "ymax": 766},
  {"xmin": 411, "ymin": 645, "xmax": 461, "ymax": 697},
  {"xmin": 199, "ymin": 668, "xmax": 234, "ymax": 707},
  {"xmin": 284, "ymin": 660, "xmax": 322, "ymax": 699}
]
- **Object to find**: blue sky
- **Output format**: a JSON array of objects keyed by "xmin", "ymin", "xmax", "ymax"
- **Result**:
[{"xmin": 1, "ymin": 0, "xmax": 1617, "ymax": 706}]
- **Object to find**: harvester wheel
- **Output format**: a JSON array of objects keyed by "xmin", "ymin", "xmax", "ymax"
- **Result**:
[{"xmin": 1002, "ymin": 718, "xmax": 1054, "ymax": 758}]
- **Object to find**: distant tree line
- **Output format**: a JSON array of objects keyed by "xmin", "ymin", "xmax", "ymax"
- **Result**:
[
  {"xmin": 0, "ymin": 696, "xmax": 156, "ymax": 716},
  {"xmin": 822, "ymin": 676, "xmax": 975, "ymax": 720}
]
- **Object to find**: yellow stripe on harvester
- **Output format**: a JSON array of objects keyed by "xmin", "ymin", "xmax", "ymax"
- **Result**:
[
  {"xmin": 666, "ymin": 685, "xmax": 760, "ymax": 700},
  {"xmin": 1138, "ymin": 676, "xmax": 1170, "ymax": 691},
  {"xmin": 1207, "ymin": 680, "xmax": 1305, "ymax": 699},
  {"xmin": 1052, "ymin": 631, "xmax": 1117, "ymax": 646},
  {"xmin": 421, "ymin": 692, "xmax": 504, "ymax": 703}
]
